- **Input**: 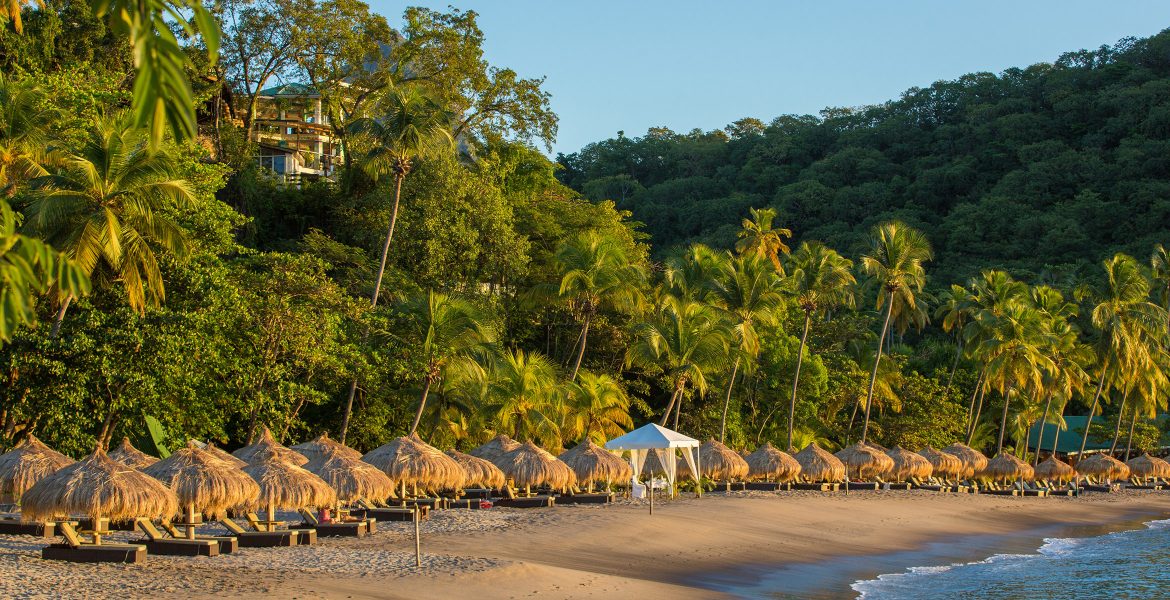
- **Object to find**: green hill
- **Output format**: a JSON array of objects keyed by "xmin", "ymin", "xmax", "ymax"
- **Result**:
[{"xmin": 557, "ymin": 30, "xmax": 1170, "ymax": 285}]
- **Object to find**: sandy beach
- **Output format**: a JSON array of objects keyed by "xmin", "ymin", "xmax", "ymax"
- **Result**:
[{"xmin": 2, "ymin": 490, "xmax": 1168, "ymax": 600}]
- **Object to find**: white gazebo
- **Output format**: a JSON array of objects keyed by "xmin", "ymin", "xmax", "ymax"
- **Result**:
[{"xmin": 606, "ymin": 423, "xmax": 701, "ymax": 498}]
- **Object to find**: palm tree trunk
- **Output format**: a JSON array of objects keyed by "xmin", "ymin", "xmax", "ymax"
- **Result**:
[
  {"xmin": 1051, "ymin": 414, "xmax": 1061, "ymax": 456},
  {"xmin": 719, "ymin": 357, "xmax": 741, "ymax": 443},
  {"xmin": 944, "ymin": 338, "xmax": 963, "ymax": 394},
  {"xmin": 49, "ymin": 296, "xmax": 73, "ymax": 338},
  {"xmin": 409, "ymin": 377, "xmax": 434, "ymax": 435},
  {"xmin": 1034, "ymin": 393, "xmax": 1053, "ymax": 466},
  {"xmin": 1124, "ymin": 409, "xmax": 1139, "ymax": 461},
  {"xmin": 659, "ymin": 385, "xmax": 682, "ymax": 426},
  {"xmin": 1077, "ymin": 369, "xmax": 1109, "ymax": 458},
  {"xmin": 570, "ymin": 313, "xmax": 591, "ymax": 381},
  {"xmin": 672, "ymin": 393, "xmax": 683, "ymax": 430},
  {"xmin": 996, "ymin": 387, "xmax": 1012, "ymax": 454},
  {"xmin": 861, "ymin": 293, "xmax": 895, "ymax": 444},
  {"xmin": 964, "ymin": 368, "xmax": 985, "ymax": 437},
  {"xmin": 340, "ymin": 173, "xmax": 406, "ymax": 444},
  {"xmin": 1109, "ymin": 389, "xmax": 1130, "ymax": 454},
  {"xmin": 786, "ymin": 312, "xmax": 811, "ymax": 453},
  {"xmin": 966, "ymin": 385, "xmax": 986, "ymax": 445}
]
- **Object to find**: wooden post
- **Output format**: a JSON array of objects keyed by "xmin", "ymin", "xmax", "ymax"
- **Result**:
[
  {"xmin": 93, "ymin": 513, "xmax": 102, "ymax": 546},
  {"xmin": 413, "ymin": 508, "xmax": 421, "ymax": 567},
  {"xmin": 186, "ymin": 504, "xmax": 197, "ymax": 540},
  {"xmin": 267, "ymin": 501, "xmax": 276, "ymax": 532}
]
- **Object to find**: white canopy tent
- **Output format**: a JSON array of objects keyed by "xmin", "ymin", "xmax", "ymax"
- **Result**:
[{"xmin": 606, "ymin": 424, "xmax": 701, "ymax": 498}]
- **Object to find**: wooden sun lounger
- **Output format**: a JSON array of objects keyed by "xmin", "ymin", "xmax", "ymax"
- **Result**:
[
  {"xmin": 293, "ymin": 509, "xmax": 367, "ymax": 537},
  {"xmin": 844, "ymin": 481, "xmax": 881, "ymax": 491},
  {"xmin": 0, "ymin": 517, "xmax": 58, "ymax": 538},
  {"xmin": 744, "ymin": 482, "xmax": 791, "ymax": 491},
  {"xmin": 352, "ymin": 499, "xmax": 427, "ymax": 522},
  {"xmin": 791, "ymin": 482, "xmax": 840, "ymax": 491},
  {"xmin": 556, "ymin": 492, "xmax": 614, "ymax": 505},
  {"xmin": 461, "ymin": 488, "xmax": 493, "ymax": 500},
  {"xmin": 219, "ymin": 518, "xmax": 296, "ymax": 547},
  {"xmin": 245, "ymin": 512, "xmax": 316, "ymax": 545},
  {"xmin": 160, "ymin": 521, "xmax": 237, "ymax": 554},
  {"xmin": 493, "ymin": 495, "xmax": 555, "ymax": 508},
  {"xmin": 447, "ymin": 498, "xmax": 492, "ymax": 509},
  {"xmin": 1127, "ymin": 477, "xmax": 1162, "ymax": 490},
  {"xmin": 41, "ymin": 522, "xmax": 146, "ymax": 564},
  {"xmin": 130, "ymin": 518, "xmax": 219, "ymax": 556}
]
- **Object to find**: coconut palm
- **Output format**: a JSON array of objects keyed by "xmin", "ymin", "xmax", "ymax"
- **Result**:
[
  {"xmin": 1029, "ymin": 287, "xmax": 1091, "ymax": 465},
  {"xmin": 396, "ymin": 290, "xmax": 495, "ymax": 436},
  {"xmin": 25, "ymin": 116, "xmax": 194, "ymax": 336},
  {"xmin": 0, "ymin": 74, "xmax": 54, "ymax": 197},
  {"xmin": 1076, "ymin": 254, "xmax": 1167, "ymax": 457},
  {"xmin": 484, "ymin": 348, "xmax": 561, "ymax": 445},
  {"xmin": 935, "ymin": 284, "xmax": 975, "ymax": 393},
  {"xmin": 707, "ymin": 252, "xmax": 783, "ymax": 442},
  {"xmin": 562, "ymin": 371, "xmax": 633, "ymax": 443},
  {"xmin": 976, "ymin": 300, "xmax": 1054, "ymax": 455},
  {"xmin": 961, "ymin": 271, "xmax": 1030, "ymax": 442},
  {"xmin": 783, "ymin": 241, "xmax": 855, "ymax": 452},
  {"xmin": 627, "ymin": 293, "xmax": 729, "ymax": 428},
  {"xmin": 735, "ymin": 207, "xmax": 791, "ymax": 274},
  {"xmin": 550, "ymin": 230, "xmax": 645, "ymax": 381},
  {"xmin": 858, "ymin": 221, "xmax": 932, "ymax": 444},
  {"xmin": 339, "ymin": 86, "xmax": 455, "ymax": 443},
  {"xmin": 1152, "ymin": 244, "xmax": 1170, "ymax": 339}
]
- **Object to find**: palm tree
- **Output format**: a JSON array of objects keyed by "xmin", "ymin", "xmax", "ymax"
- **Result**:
[
  {"xmin": 858, "ymin": 221, "xmax": 932, "ymax": 444},
  {"xmin": 562, "ymin": 372, "xmax": 634, "ymax": 443},
  {"xmin": 708, "ymin": 252, "xmax": 783, "ymax": 443},
  {"xmin": 396, "ymin": 290, "xmax": 495, "ymax": 436},
  {"xmin": 1152, "ymin": 244, "xmax": 1170, "ymax": 339},
  {"xmin": 784, "ymin": 241, "xmax": 855, "ymax": 452},
  {"xmin": 961, "ymin": 270, "xmax": 1030, "ymax": 442},
  {"xmin": 976, "ymin": 300, "xmax": 1054, "ymax": 455},
  {"xmin": 1029, "ymin": 286, "xmax": 1090, "ymax": 465},
  {"xmin": 0, "ymin": 74, "xmax": 54, "ymax": 197},
  {"xmin": 735, "ymin": 207, "xmax": 791, "ymax": 274},
  {"xmin": 551, "ymin": 230, "xmax": 645, "ymax": 381},
  {"xmin": 25, "ymin": 116, "xmax": 193, "ymax": 335},
  {"xmin": 627, "ymin": 293, "xmax": 729, "ymax": 428},
  {"xmin": 339, "ymin": 86, "xmax": 455, "ymax": 443},
  {"xmin": 935, "ymin": 284, "xmax": 975, "ymax": 393},
  {"xmin": 1076, "ymin": 254, "xmax": 1166, "ymax": 458},
  {"xmin": 484, "ymin": 348, "xmax": 561, "ymax": 445},
  {"xmin": 0, "ymin": 199, "xmax": 90, "ymax": 342}
]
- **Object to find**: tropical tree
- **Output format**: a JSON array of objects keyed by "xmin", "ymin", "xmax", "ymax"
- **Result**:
[
  {"xmin": 961, "ymin": 270, "xmax": 1029, "ymax": 443},
  {"xmin": 0, "ymin": 75, "xmax": 54, "ymax": 197},
  {"xmin": 25, "ymin": 116, "xmax": 194, "ymax": 335},
  {"xmin": 935, "ymin": 284, "xmax": 975, "ymax": 392},
  {"xmin": 550, "ymin": 230, "xmax": 645, "ymax": 381},
  {"xmin": 783, "ymin": 241, "xmax": 855, "ymax": 452},
  {"xmin": 395, "ymin": 290, "xmax": 495, "ymax": 436},
  {"xmin": 1076, "ymin": 254, "xmax": 1167, "ymax": 457},
  {"xmin": 339, "ymin": 85, "xmax": 455, "ymax": 443},
  {"xmin": 627, "ymin": 293, "xmax": 729, "ymax": 428},
  {"xmin": 707, "ymin": 252, "xmax": 783, "ymax": 442},
  {"xmin": 1029, "ymin": 286, "xmax": 1091, "ymax": 465},
  {"xmin": 562, "ymin": 371, "xmax": 633, "ymax": 443},
  {"xmin": 976, "ymin": 300, "xmax": 1053, "ymax": 455},
  {"xmin": 858, "ymin": 221, "xmax": 932, "ymax": 444},
  {"xmin": 484, "ymin": 348, "xmax": 561, "ymax": 445},
  {"xmin": 734, "ymin": 207, "xmax": 791, "ymax": 274},
  {"xmin": 1152, "ymin": 244, "xmax": 1170, "ymax": 339}
]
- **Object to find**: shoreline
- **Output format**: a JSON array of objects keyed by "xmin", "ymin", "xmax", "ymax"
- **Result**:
[{"xmin": 2, "ymin": 490, "xmax": 1168, "ymax": 599}]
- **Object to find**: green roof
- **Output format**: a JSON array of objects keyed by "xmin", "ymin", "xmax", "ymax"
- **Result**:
[
  {"xmin": 257, "ymin": 83, "xmax": 319, "ymax": 98},
  {"xmin": 1027, "ymin": 416, "xmax": 1111, "ymax": 454}
]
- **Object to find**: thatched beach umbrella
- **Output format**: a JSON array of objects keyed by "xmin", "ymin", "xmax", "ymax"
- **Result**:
[
  {"xmin": 918, "ymin": 446, "xmax": 963, "ymax": 480},
  {"xmin": 557, "ymin": 439, "xmax": 631, "ymax": 490},
  {"xmin": 292, "ymin": 433, "xmax": 362, "ymax": 462},
  {"xmin": 835, "ymin": 443, "xmax": 895, "ymax": 481},
  {"xmin": 108, "ymin": 437, "xmax": 159, "ymax": 469},
  {"xmin": 983, "ymin": 453, "xmax": 1034, "ymax": 482},
  {"xmin": 21, "ymin": 446, "xmax": 178, "ymax": 544},
  {"xmin": 1034, "ymin": 456, "xmax": 1076, "ymax": 484},
  {"xmin": 0, "ymin": 435, "xmax": 74, "ymax": 504},
  {"xmin": 446, "ymin": 449, "xmax": 506, "ymax": 489},
  {"xmin": 1126, "ymin": 453, "xmax": 1170, "ymax": 480},
  {"xmin": 794, "ymin": 443, "xmax": 845, "ymax": 483},
  {"xmin": 143, "ymin": 441, "xmax": 261, "ymax": 538},
  {"xmin": 198, "ymin": 441, "xmax": 248, "ymax": 468},
  {"xmin": 498, "ymin": 441, "xmax": 576, "ymax": 494},
  {"xmin": 885, "ymin": 446, "xmax": 933, "ymax": 482},
  {"xmin": 304, "ymin": 448, "xmax": 395, "ymax": 506},
  {"xmin": 242, "ymin": 448, "xmax": 336, "ymax": 529},
  {"xmin": 232, "ymin": 427, "xmax": 308, "ymax": 465},
  {"xmin": 699, "ymin": 439, "xmax": 749, "ymax": 484},
  {"xmin": 1076, "ymin": 453, "xmax": 1130, "ymax": 482},
  {"xmin": 469, "ymin": 434, "xmax": 521, "ymax": 468},
  {"xmin": 744, "ymin": 443, "xmax": 801, "ymax": 483},
  {"xmin": 942, "ymin": 443, "xmax": 988, "ymax": 478},
  {"xmin": 362, "ymin": 434, "xmax": 465, "ymax": 497}
]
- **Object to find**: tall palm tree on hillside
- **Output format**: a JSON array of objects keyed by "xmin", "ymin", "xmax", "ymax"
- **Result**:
[
  {"xmin": 735, "ymin": 207, "xmax": 791, "ymax": 275},
  {"xmin": 858, "ymin": 221, "xmax": 932, "ymax": 444}
]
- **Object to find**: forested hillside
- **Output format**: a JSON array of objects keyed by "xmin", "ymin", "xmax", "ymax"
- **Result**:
[{"xmin": 558, "ymin": 30, "xmax": 1170, "ymax": 285}]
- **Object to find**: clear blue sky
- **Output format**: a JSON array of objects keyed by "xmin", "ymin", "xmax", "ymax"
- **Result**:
[{"xmin": 368, "ymin": 1, "xmax": 1170, "ymax": 156}]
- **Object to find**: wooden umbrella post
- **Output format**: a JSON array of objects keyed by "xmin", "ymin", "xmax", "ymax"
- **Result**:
[
  {"xmin": 92, "ymin": 512, "xmax": 102, "ymax": 546},
  {"xmin": 648, "ymin": 467, "xmax": 654, "ymax": 516},
  {"xmin": 267, "ymin": 501, "xmax": 276, "ymax": 532},
  {"xmin": 186, "ymin": 504, "xmax": 197, "ymax": 540},
  {"xmin": 413, "ymin": 508, "xmax": 421, "ymax": 567}
]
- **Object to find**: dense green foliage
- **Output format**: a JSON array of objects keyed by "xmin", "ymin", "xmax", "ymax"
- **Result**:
[{"xmin": 558, "ymin": 30, "xmax": 1170, "ymax": 286}]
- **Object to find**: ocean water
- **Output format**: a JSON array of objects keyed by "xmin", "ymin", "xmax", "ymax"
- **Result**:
[{"xmin": 853, "ymin": 519, "xmax": 1170, "ymax": 599}]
